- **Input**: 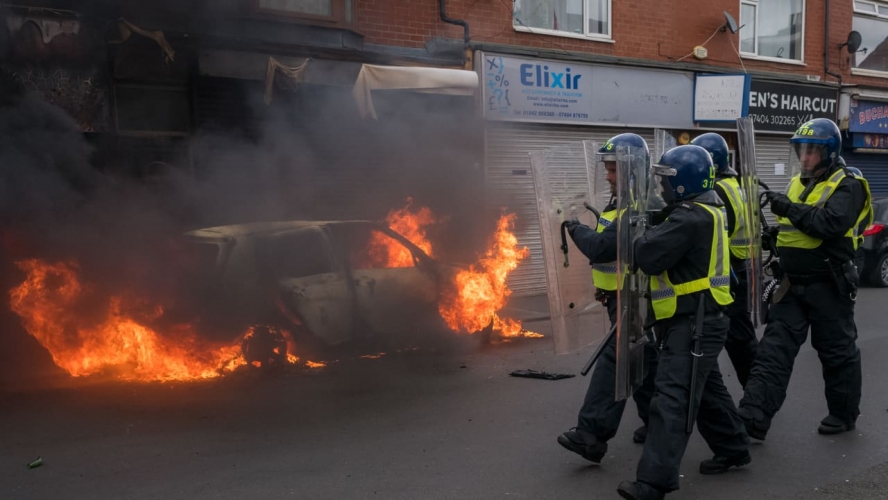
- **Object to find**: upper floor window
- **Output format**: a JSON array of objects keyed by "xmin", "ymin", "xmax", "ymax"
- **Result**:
[
  {"xmin": 852, "ymin": 1, "xmax": 888, "ymax": 74},
  {"xmin": 253, "ymin": 0, "xmax": 353, "ymax": 25},
  {"xmin": 513, "ymin": 0, "xmax": 611, "ymax": 40},
  {"xmin": 739, "ymin": 0, "xmax": 805, "ymax": 63}
]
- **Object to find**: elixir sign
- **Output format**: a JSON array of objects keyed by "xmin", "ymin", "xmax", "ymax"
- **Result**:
[
  {"xmin": 747, "ymin": 81, "xmax": 837, "ymax": 132},
  {"xmin": 481, "ymin": 53, "xmax": 593, "ymax": 124}
]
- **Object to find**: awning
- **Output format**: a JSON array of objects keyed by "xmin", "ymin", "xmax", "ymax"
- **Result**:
[{"xmin": 352, "ymin": 64, "xmax": 478, "ymax": 119}]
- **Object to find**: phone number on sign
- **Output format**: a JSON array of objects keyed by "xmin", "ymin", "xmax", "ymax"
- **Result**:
[{"xmin": 748, "ymin": 114, "xmax": 804, "ymax": 126}]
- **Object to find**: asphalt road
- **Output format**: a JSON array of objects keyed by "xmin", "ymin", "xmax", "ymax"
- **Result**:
[{"xmin": 3, "ymin": 288, "xmax": 888, "ymax": 499}]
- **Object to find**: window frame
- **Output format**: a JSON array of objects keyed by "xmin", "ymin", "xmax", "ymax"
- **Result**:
[
  {"xmin": 851, "ymin": 0, "xmax": 888, "ymax": 77},
  {"xmin": 512, "ymin": 0, "xmax": 614, "ymax": 43},
  {"xmin": 249, "ymin": 0, "xmax": 352, "ymax": 27},
  {"xmin": 738, "ymin": 0, "xmax": 807, "ymax": 65}
]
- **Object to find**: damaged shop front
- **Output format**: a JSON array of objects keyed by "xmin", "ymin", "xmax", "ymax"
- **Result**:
[{"xmin": 476, "ymin": 51, "xmax": 694, "ymax": 296}]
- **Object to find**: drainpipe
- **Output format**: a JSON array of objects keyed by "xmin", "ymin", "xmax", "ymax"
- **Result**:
[
  {"xmin": 439, "ymin": 0, "xmax": 471, "ymax": 68},
  {"xmin": 824, "ymin": 0, "xmax": 843, "ymax": 85}
]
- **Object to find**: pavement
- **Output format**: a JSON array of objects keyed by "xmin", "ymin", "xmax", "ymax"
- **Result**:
[{"xmin": 2, "ymin": 287, "xmax": 888, "ymax": 499}]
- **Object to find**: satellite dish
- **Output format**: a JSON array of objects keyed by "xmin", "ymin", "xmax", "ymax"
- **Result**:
[
  {"xmin": 722, "ymin": 11, "xmax": 740, "ymax": 34},
  {"xmin": 845, "ymin": 31, "xmax": 862, "ymax": 53}
]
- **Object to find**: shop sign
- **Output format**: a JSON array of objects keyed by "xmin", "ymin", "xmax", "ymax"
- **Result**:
[
  {"xmin": 747, "ymin": 81, "xmax": 837, "ymax": 133},
  {"xmin": 693, "ymin": 74, "xmax": 750, "ymax": 122},
  {"xmin": 479, "ymin": 52, "xmax": 694, "ymax": 128},
  {"xmin": 849, "ymin": 100, "xmax": 888, "ymax": 134}
]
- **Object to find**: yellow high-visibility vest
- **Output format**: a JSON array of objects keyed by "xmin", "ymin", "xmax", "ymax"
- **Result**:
[
  {"xmin": 777, "ymin": 170, "xmax": 872, "ymax": 251},
  {"xmin": 591, "ymin": 208, "xmax": 618, "ymax": 291},
  {"xmin": 716, "ymin": 177, "xmax": 751, "ymax": 260},
  {"xmin": 648, "ymin": 203, "xmax": 733, "ymax": 321}
]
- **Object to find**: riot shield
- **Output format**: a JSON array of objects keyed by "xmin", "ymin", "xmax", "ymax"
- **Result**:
[
  {"xmin": 614, "ymin": 145, "xmax": 652, "ymax": 401},
  {"xmin": 736, "ymin": 117, "xmax": 765, "ymax": 327},
  {"xmin": 531, "ymin": 141, "xmax": 609, "ymax": 355}
]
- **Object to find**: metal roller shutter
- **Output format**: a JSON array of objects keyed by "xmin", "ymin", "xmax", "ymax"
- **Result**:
[
  {"xmin": 485, "ymin": 123, "xmax": 656, "ymax": 296},
  {"xmin": 845, "ymin": 152, "xmax": 888, "ymax": 198},
  {"xmin": 753, "ymin": 135, "xmax": 792, "ymax": 226}
]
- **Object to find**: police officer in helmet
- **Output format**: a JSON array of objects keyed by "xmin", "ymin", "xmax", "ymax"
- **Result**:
[
  {"xmin": 690, "ymin": 133, "xmax": 758, "ymax": 388},
  {"xmin": 557, "ymin": 133, "xmax": 659, "ymax": 464},
  {"xmin": 739, "ymin": 118, "xmax": 870, "ymax": 440},
  {"xmin": 617, "ymin": 145, "xmax": 750, "ymax": 500}
]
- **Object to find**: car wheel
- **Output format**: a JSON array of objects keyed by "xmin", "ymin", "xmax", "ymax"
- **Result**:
[{"xmin": 870, "ymin": 252, "xmax": 888, "ymax": 288}]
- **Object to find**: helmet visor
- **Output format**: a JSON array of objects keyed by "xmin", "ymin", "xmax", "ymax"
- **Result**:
[
  {"xmin": 790, "ymin": 143, "xmax": 828, "ymax": 179},
  {"xmin": 649, "ymin": 165, "xmax": 676, "ymax": 206}
]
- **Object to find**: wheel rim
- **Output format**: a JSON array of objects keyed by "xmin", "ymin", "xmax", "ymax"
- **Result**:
[{"xmin": 882, "ymin": 257, "xmax": 888, "ymax": 285}]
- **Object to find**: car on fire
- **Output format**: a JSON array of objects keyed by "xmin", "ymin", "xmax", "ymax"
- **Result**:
[{"xmin": 176, "ymin": 221, "xmax": 463, "ymax": 356}]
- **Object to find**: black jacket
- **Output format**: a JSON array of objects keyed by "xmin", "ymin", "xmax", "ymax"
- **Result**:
[
  {"xmin": 778, "ymin": 168, "xmax": 865, "ymax": 276},
  {"xmin": 635, "ymin": 191, "xmax": 728, "ymax": 318},
  {"xmin": 569, "ymin": 199, "xmax": 618, "ymax": 265}
]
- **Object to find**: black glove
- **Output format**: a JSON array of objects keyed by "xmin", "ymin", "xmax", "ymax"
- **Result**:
[
  {"xmin": 565, "ymin": 218, "xmax": 582, "ymax": 236},
  {"xmin": 768, "ymin": 193, "xmax": 793, "ymax": 217}
]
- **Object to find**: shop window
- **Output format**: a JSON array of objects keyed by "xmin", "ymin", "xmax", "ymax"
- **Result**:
[
  {"xmin": 114, "ymin": 85, "xmax": 190, "ymax": 136},
  {"xmin": 739, "ymin": 0, "xmax": 805, "ymax": 63},
  {"xmin": 252, "ymin": 0, "xmax": 353, "ymax": 25},
  {"xmin": 852, "ymin": 1, "xmax": 888, "ymax": 75},
  {"xmin": 513, "ymin": 0, "xmax": 611, "ymax": 40}
]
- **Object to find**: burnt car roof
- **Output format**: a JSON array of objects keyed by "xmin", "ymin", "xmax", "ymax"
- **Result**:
[{"xmin": 184, "ymin": 220, "xmax": 381, "ymax": 239}]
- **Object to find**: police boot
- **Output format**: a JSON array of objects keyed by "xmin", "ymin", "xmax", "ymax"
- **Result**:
[
  {"xmin": 699, "ymin": 451, "xmax": 751, "ymax": 475},
  {"xmin": 737, "ymin": 406, "xmax": 770, "ymax": 441},
  {"xmin": 616, "ymin": 480, "xmax": 665, "ymax": 500},
  {"xmin": 632, "ymin": 425, "xmax": 647, "ymax": 444},
  {"xmin": 817, "ymin": 415, "xmax": 856, "ymax": 435},
  {"xmin": 557, "ymin": 428, "xmax": 608, "ymax": 464}
]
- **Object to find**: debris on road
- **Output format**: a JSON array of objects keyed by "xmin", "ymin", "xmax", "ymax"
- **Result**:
[
  {"xmin": 27, "ymin": 457, "xmax": 43, "ymax": 469},
  {"xmin": 509, "ymin": 369, "xmax": 574, "ymax": 381}
]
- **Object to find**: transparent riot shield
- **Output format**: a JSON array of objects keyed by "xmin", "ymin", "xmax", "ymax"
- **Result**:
[
  {"xmin": 653, "ymin": 129, "xmax": 677, "ymax": 166},
  {"xmin": 737, "ymin": 117, "xmax": 764, "ymax": 327},
  {"xmin": 614, "ymin": 145, "xmax": 652, "ymax": 401},
  {"xmin": 531, "ymin": 141, "xmax": 609, "ymax": 355}
]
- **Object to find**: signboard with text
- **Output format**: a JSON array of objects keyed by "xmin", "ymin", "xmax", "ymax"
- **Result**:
[
  {"xmin": 747, "ymin": 81, "xmax": 837, "ymax": 132},
  {"xmin": 479, "ymin": 52, "xmax": 695, "ymax": 128},
  {"xmin": 693, "ymin": 74, "xmax": 750, "ymax": 122},
  {"xmin": 849, "ymin": 100, "xmax": 888, "ymax": 134}
]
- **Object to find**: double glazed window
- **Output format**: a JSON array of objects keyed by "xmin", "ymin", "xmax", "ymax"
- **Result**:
[
  {"xmin": 513, "ymin": 0, "xmax": 611, "ymax": 40},
  {"xmin": 740, "ymin": 0, "xmax": 805, "ymax": 62},
  {"xmin": 852, "ymin": 1, "xmax": 888, "ymax": 74}
]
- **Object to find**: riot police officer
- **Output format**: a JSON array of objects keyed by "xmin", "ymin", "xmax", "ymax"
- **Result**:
[
  {"xmin": 690, "ymin": 133, "xmax": 758, "ymax": 387},
  {"xmin": 617, "ymin": 145, "xmax": 750, "ymax": 500},
  {"xmin": 557, "ymin": 133, "xmax": 659, "ymax": 463},
  {"xmin": 739, "ymin": 118, "xmax": 870, "ymax": 440}
]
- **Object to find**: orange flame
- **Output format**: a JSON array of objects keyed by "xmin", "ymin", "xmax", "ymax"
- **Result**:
[
  {"xmin": 368, "ymin": 198, "xmax": 436, "ymax": 268},
  {"xmin": 305, "ymin": 360, "xmax": 327, "ymax": 369},
  {"xmin": 438, "ymin": 214, "xmax": 537, "ymax": 339},
  {"xmin": 9, "ymin": 259, "xmax": 248, "ymax": 381}
]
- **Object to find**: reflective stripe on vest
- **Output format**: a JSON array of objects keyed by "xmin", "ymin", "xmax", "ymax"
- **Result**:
[
  {"xmin": 776, "ymin": 170, "xmax": 871, "ymax": 250},
  {"xmin": 591, "ymin": 208, "xmax": 618, "ymax": 291},
  {"xmin": 716, "ymin": 177, "xmax": 751, "ymax": 260},
  {"xmin": 648, "ymin": 203, "xmax": 734, "ymax": 321},
  {"xmin": 852, "ymin": 175, "xmax": 873, "ymax": 251}
]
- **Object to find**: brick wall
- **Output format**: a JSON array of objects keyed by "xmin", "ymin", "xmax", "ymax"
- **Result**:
[{"xmin": 355, "ymin": 0, "xmax": 888, "ymax": 86}]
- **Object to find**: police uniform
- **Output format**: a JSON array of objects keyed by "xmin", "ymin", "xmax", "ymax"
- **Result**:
[
  {"xmin": 618, "ymin": 144, "xmax": 750, "ymax": 500},
  {"xmin": 565, "ymin": 201, "xmax": 658, "ymax": 450},
  {"xmin": 713, "ymin": 176, "xmax": 758, "ymax": 387},
  {"xmin": 739, "ymin": 166, "xmax": 869, "ymax": 438}
]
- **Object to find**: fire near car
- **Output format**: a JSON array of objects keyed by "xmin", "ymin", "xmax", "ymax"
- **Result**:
[{"xmin": 180, "ymin": 220, "xmax": 463, "ymax": 355}]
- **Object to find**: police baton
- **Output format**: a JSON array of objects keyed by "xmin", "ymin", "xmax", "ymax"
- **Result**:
[
  {"xmin": 581, "ymin": 323, "xmax": 617, "ymax": 376},
  {"xmin": 686, "ymin": 294, "xmax": 706, "ymax": 434}
]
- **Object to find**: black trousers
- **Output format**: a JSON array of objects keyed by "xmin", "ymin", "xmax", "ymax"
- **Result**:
[
  {"xmin": 577, "ymin": 296, "xmax": 659, "ymax": 442},
  {"xmin": 739, "ymin": 281, "xmax": 861, "ymax": 426},
  {"xmin": 636, "ymin": 315, "xmax": 749, "ymax": 493},
  {"xmin": 724, "ymin": 264, "xmax": 758, "ymax": 388}
]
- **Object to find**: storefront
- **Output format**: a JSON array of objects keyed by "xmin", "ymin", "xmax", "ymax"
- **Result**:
[
  {"xmin": 477, "ymin": 52, "xmax": 694, "ymax": 295},
  {"xmin": 693, "ymin": 77, "xmax": 838, "ymax": 223},
  {"xmin": 842, "ymin": 96, "xmax": 888, "ymax": 196}
]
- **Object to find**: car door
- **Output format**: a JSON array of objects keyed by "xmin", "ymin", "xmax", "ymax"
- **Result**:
[
  {"xmin": 329, "ymin": 223, "xmax": 439, "ymax": 337},
  {"xmin": 253, "ymin": 226, "xmax": 357, "ymax": 346}
]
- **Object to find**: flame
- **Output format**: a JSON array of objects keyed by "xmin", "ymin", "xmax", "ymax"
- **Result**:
[
  {"xmin": 9, "ymin": 259, "xmax": 248, "ymax": 381},
  {"xmin": 305, "ymin": 360, "xmax": 327, "ymax": 369},
  {"xmin": 367, "ymin": 198, "xmax": 437, "ymax": 268},
  {"xmin": 438, "ymin": 214, "xmax": 538, "ymax": 340},
  {"xmin": 360, "ymin": 353, "xmax": 386, "ymax": 360}
]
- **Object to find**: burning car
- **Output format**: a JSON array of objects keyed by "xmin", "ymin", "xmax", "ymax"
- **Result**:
[{"xmin": 179, "ymin": 220, "xmax": 463, "ymax": 353}]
